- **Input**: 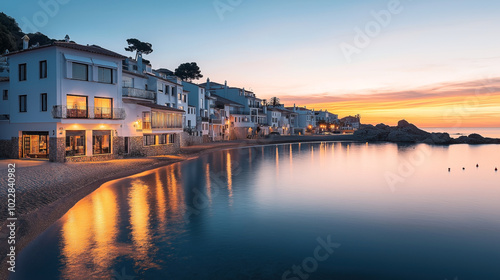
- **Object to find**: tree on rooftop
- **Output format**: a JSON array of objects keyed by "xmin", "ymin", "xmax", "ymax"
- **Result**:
[
  {"xmin": 175, "ymin": 62, "xmax": 203, "ymax": 82},
  {"xmin": 267, "ymin": 97, "xmax": 281, "ymax": 107},
  {"xmin": 125, "ymin": 38, "xmax": 153, "ymax": 59}
]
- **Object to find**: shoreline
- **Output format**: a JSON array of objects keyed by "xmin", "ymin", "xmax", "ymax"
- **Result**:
[
  {"xmin": 1, "ymin": 130, "xmax": 498, "ymax": 279},
  {"xmin": 0, "ymin": 135, "xmax": 357, "ymax": 279}
]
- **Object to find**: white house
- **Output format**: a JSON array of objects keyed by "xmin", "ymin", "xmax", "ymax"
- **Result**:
[
  {"xmin": 286, "ymin": 105, "xmax": 315, "ymax": 135},
  {"xmin": 121, "ymin": 55, "xmax": 184, "ymax": 156},
  {"xmin": 0, "ymin": 38, "xmax": 126, "ymax": 162},
  {"xmin": 267, "ymin": 107, "xmax": 281, "ymax": 133},
  {"xmin": 183, "ymin": 80, "xmax": 209, "ymax": 136},
  {"xmin": 201, "ymin": 80, "xmax": 266, "ymax": 139}
]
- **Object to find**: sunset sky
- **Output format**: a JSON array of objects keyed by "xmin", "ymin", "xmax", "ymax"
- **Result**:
[{"xmin": 2, "ymin": 0, "xmax": 500, "ymax": 127}]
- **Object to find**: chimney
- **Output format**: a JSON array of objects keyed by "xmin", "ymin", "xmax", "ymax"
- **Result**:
[
  {"xmin": 22, "ymin": 35, "xmax": 30, "ymax": 50},
  {"xmin": 64, "ymin": 35, "xmax": 70, "ymax": 42},
  {"xmin": 205, "ymin": 78, "xmax": 211, "ymax": 96},
  {"xmin": 137, "ymin": 51, "xmax": 143, "ymax": 73}
]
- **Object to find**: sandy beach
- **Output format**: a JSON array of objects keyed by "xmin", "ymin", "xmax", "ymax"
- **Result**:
[{"xmin": 0, "ymin": 135, "xmax": 356, "ymax": 279}]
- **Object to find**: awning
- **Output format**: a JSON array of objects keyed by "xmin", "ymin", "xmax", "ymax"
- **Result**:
[
  {"xmin": 92, "ymin": 58, "xmax": 118, "ymax": 69},
  {"xmin": 64, "ymin": 53, "xmax": 92, "ymax": 64}
]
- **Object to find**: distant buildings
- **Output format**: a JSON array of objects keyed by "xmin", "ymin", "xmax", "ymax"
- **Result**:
[{"xmin": 0, "ymin": 36, "xmax": 359, "ymax": 161}]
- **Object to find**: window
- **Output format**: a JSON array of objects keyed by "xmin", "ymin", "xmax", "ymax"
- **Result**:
[
  {"xmin": 122, "ymin": 76, "xmax": 133, "ymax": 88},
  {"xmin": 98, "ymin": 67, "xmax": 113, "ymax": 84},
  {"xmin": 94, "ymin": 97, "xmax": 112, "ymax": 119},
  {"xmin": 143, "ymin": 134, "xmax": 155, "ymax": 146},
  {"xmin": 2, "ymin": 90, "xmax": 7, "ymax": 100},
  {"xmin": 41, "ymin": 93, "xmax": 47, "ymax": 111},
  {"xmin": 93, "ymin": 130, "xmax": 111, "ymax": 154},
  {"xmin": 19, "ymin": 63, "xmax": 27, "ymax": 81},
  {"xmin": 183, "ymin": 94, "xmax": 187, "ymax": 102},
  {"xmin": 72, "ymin": 63, "xmax": 88, "ymax": 81},
  {"xmin": 66, "ymin": 95, "xmax": 88, "ymax": 118},
  {"xmin": 150, "ymin": 111, "xmax": 183, "ymax": 129},
  {"xmin": 39, "ymin": 60, "xmax": 47, "ymax": 79},
  {"xmin": 19, "ymin": 95, "xmax": 27, "ymax": 112},
  {"xmin": 142, "ymin": 111, "xmax": 151, "ymax": 130},
  {"xmin": 158, "ymin": 83, "xmax": 163, "ymax": 92},
  {"xmin": 66, "ymin": 130, "xmax": 86, "ymax": 156},
  {"xmin": 158, "ymin": 134, "xmax": 167, "ymax": 145},
  {"xmin": 166, "ymin": 85, "xmax": 170, "ymax": 95},
  {"xmin": 172, "ymin": 86, "xmax": 176, "ymax": 96}
]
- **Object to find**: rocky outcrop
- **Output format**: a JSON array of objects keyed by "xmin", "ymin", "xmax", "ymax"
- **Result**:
[{"xmin": 354, "ymin": 120, "xmax": 500, "ymax": 145}]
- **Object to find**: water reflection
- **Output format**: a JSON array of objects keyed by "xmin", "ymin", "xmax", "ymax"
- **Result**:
[
  {"xmin": 61, "ymin": 184, "xmax": 119, "ymax": 279},
  {"xmin": 13, "ymin": 142, "xmax": 500, "ymax": 280}
]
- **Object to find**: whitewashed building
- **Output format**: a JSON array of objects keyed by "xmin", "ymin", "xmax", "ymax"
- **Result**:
[{"xmin": 0, "ymin": 38, "xmax": 127, "ymax": 162}]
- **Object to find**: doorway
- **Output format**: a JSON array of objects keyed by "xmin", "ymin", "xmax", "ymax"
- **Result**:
[{"xmin": 22, "ymin": 132, "xmax": 49, "ymax": 159}]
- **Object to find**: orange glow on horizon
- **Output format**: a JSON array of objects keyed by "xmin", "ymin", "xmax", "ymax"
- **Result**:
[{"xmin": 278, "ymin": 79, "xmax": 500, "ymax": 127}]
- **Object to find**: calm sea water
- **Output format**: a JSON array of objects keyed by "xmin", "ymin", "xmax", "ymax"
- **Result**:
[
  {"xmin": 12, "ymin": 142, "xmax": 500, "ymax": 280},
  {"xmin": 424, "ymin": 127, "xmax": 500, "ymax": 139}
]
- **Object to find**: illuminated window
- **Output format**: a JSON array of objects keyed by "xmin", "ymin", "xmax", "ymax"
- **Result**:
[
  {"xmin": 94, "ymin": 97, "xmax": 112, "ymax": 119},
  {"xmin": 143, "ymin": 134, "xmax": 155, "ymax": 146},
  {"xmin": 142, "ymin": 111, "xmax": 151, "ymax": 129},
  {"xmin": 66, "ymin": 130, "xmax": 85, "ymax": 156},
  {"xmin": 66, "ymin": 95, "xmax": 88, "ymax": 118},
  {"xmin": 93, "ymin": 130, "xmax": 111, "ymax": 154}
]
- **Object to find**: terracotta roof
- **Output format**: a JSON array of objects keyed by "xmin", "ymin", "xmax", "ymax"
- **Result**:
[
  {"xmin": 137, "ymin": 102, "xmax": 185, "ymax": 113},
  {"xmin": 4, "ymin": 42, "xmax": 126, "ymax": 58}
]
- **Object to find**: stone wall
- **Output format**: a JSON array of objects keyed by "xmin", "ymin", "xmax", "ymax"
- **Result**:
[
  {"xmin": 0, "ymin": 139, "xmax": 16, "ymax": 159},
  {"xmin": 113, "ymin": 136, "xmax": 125, "ymax": 156},
  {"xmin": 230, "ymin": 127, "xmax": 251, "ymax": 140},
  {"xmin": 180, "ymin": 132, "xmax": 204, "ymax": 147},
  {"xmin": 49, "ymin": 137, "xmax": 65, "ymax": 162},
  {"xmin": 127, "ymin": 134, "xmax": 181, "ymax": 157},
  {"xmin": 65, "ymin": 154, "xmax": 117, "ymax": 162}
]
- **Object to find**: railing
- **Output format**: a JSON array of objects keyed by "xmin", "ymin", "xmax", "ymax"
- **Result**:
[
  {"xmin": 122, "ymin": 87, "xmax": 155, "ymax": 100},
  {"xmin": 52, "ymin": 106, "xmax": 126, "ymax": 120},
  {"xmin": 201, "ymin": 117, "xmax": 209, "ymax": 122}
]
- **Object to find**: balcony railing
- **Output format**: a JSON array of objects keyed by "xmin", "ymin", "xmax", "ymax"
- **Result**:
[
  {"xmin": 122, "ymin": 87, "xmax": 155, "ymax": 100},
  {"xmin": 52, "ymin": 106, "xmax": 126, "ymax": 120}
]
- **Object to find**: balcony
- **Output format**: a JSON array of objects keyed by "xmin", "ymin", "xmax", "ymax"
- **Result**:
[
  {"xmin": 52, "ymin": 106, "xmax": 126, "ymax": 120},
  {"xmin": 122, "ymin": 87, "xmax": 155, "ymax": 100}
]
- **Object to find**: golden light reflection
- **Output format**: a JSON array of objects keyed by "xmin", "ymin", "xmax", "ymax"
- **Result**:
[
  {"xmin": 276, "ymin": 146, "xmax": 279, "ymax": 175},
  {"xmin": 155, "ymin": 170, "xmax": 168, "ymax": 234},
  {"xmin": 311, "ymin": 145, "xmax": 314, "ymax": 163},
  {"xmin": 226, "ymin": 152, "xmax": 233, "ymax": 200},
  {"xmin": 61, "ymin": 184, "xmax": 118, "ymax": 279},
  {"xmin": 205, "ymin": 163, "xmax": 212, "ymax": 203},
  {"xmin": 128, "ymin": 179, "xmax": 153, "ymax": 266}
]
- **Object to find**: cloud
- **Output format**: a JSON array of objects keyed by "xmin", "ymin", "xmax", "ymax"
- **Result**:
[{"xmin": 278, "ymin": 77, "xmax": 500, "ymax": 127}]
